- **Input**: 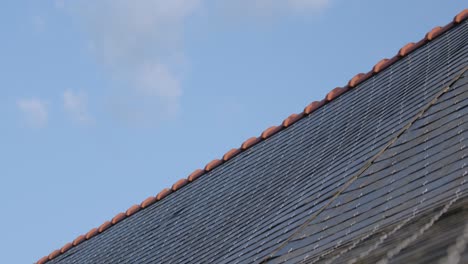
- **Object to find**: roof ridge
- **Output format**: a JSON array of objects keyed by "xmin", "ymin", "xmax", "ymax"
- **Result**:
[{"xmin": 36, "ymin": 9, "xmax": 468, "ymax": 264}]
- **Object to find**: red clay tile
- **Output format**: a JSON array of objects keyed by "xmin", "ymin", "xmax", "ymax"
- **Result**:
[
  {"xmin": 188, "ymin": 169, "xmax": 204, "ymax": 182},
  {"xmin": 261, "ymin": 126, "xmax": 282, "ymax": 139},
  {"xmin": 172, "ymin": 179, "xmax": 189, "ymax": 191},
  {"xmin": 348, "ymin": 73, "xmax": 366, "ymax": 88},
  {"xmin": 157, "ymin": 188, "xmax": 172, "ymax": 200},
  {"xmin": 72, "ymin": 235, "xmax": 86, "ymax": 246},
  {"xmin": 140, "ymin": 196, "xmax": 157, "ymax": 208},
  {"xmin": 375, "ymin": 56, "xmax": 400, "ymax": 73},
  {"xmin": 241, "ymin": 137, "xmax": 261, "ymax": 150},
  {"xmin": 282, "ymin": 113, "xmax": 303, "ymax": 127},
  {"xmin": 398, "ymin": 39, "xmax": 425, "ymax": 57},
  {"xmin": 425, "ymin": 26, "xmax": 442, "ymax": 41},
  {"xmin": 126, "ymin": 205, "xmax": 141, "ymax": 216},
  {"xmin": 37, "ymin": 256, "xmax": 49, "ymax": 264},
  {"xmin": 60, "ymin": 243, "xmax": 73, "ymax": 253},
  {"xmin": 111, "ymin": 212, "xmax": 127, "ymax": 225},
  {"xmin": 454, "ymin": 9, "xmax": 468, "ymax": 23},
  {"xmin": 85, "ymin": 228, "xmax": 99, "ymax": 240},
  {"xmin": 373, "ymin": 58, "xmax": 389, "ymax": 73},
  {"xmin": 326, "ymin": 87, "xmax": 349, "ymax": 102},
  {"xmin": 205, "ymin": 159, "xmax": 223, "ymax": 172},
  {"xmin": 48, "ymin": 249, "xmax": 61, "ymax": 260},
  {"xmin": 98, "ymin": 221, "xmax": 112, "ymax": 233},
  {"xmin": 398, "ymin": 42, "xmax": 415, "ymax": 57},
  {"xmin": 223, "ymin": 148, "xmax": 241, "ymax": 161},
  {"xmin": 304, "ymin": 100, "xmax": 325, "ymax": 115}
]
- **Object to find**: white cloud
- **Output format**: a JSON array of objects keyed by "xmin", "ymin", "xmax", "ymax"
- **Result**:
[
  {"xmin": 17, "ymin": 98, "xmax": 48, "ymax": 127},
  {"xmin": 63, "ymin": 89, "xmax": 92, "ymax": 124},
  {"xmin": 69, "ymin": 0, "xmax": 200, "ymax": 125}
]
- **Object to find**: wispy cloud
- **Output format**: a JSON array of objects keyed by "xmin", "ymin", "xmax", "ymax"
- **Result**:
[
  {"xmin": 63, "ymin": 89, "xmax": 92, "ymax": 124},
  {"xmin": 67, "ymin": 0, "xmax": 200, "ymax": 125},
  {"xmin": 17, "ymin": 98, "xmax": 48, "ymax": 128}
]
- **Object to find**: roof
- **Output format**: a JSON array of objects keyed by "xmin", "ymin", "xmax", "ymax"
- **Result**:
[{"xmin": 38, "ymin": 9, "xmax": 468, "ymax": 264}]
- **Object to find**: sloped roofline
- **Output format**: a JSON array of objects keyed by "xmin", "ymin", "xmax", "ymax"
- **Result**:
[{"xmin": 37, "ymin": 9, "xmax": 468, "ymax": 264}]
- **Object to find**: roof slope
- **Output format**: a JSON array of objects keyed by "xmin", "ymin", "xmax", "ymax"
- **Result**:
[{"xmin": 39, "ymin": 10, "xmax": 468, "ymax": 264}]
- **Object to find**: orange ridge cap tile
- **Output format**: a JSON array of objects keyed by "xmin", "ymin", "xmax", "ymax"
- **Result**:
[
  {"xmin": 172, "ymin": 179, "xmax": 189, "ymax": 191},
  {"xmin": 326, "ymin": 87, "xmax": 349, "ymax": 102},
  {"xmin": 85, "ymin": 228, "xmax": 99, "ymax": 240},
  {"xmin": 223, "ymin": 148, "xmax": 241, "ymax": 161},
  {"xmin": 261, "ymin": 126, "xmax": 282, "ymax": 139},
  {"xmin": 98, "ymin": 221, "xmax": 112, "ymax": 233},
  {"xmin": 398, "ymin": 42, "xmax": 415, "ymax": 57},
  {"xmin": 126, "ymin": 205, "xmax": 141, "ymax": 216},
  {"xmin": 37, "ymin": 256, "xmax": 49, "ymax": 264},
  {"xmin": 156, "ymin": 188, "xmax": 172, "ymax": 200},
  {"xmin": 188, "ymin": 169, "xmax": 204, "ymax": 182},
  {"xmin": 399, "ymin": 39, "xmax": 426, "ymax": 57},
  {"xmin": 241, "ymin": 137, "xmax": 261, "ymax": 150},
  {"xmin": 376, "ymin": 56, "xmax": 399, "ymax": 73},
  {"xmin": 72, "ymin": 235, "xmax": 86, "ymax": 246},
  {"xmin": 140, "ymin": 196, "xmax": 157, "ymax": 208},
  {"xmin": 304, "ymin": 100, "xmax": 325, "ymax": 115},
  {"xmin": 454, "ymin": 9, "xmax": 468, "ymax": 23},
  {"xmin": 425, "ymin": 26, "xmax": 442, "ymax": 41},
  {"xmin": 205, "ymin": 159, "xmax": 223, "ymax": 172},
  {"xmin": 373, "ymin": 58, "xmax": 389, "ymax": 73},
  {"xmin": 60, "ymin": 242, "xmax": 73, "ymax": 254},
  {"xmin": 111, "ymin": 212, "xmax": 127, "ymax": 225},
  {"xmin": 48, "ymin": 249, "xmax": 61, "ymax": 260},
  {"xmin": 348, "ymin": 73, "xmax": 366, "ymax": 88},
  {"xmin": 282, "ymin": 113, "xmax": 303, "ymax": 127}
]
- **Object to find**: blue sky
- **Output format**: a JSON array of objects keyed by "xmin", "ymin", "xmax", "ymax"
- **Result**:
[{"xmin": 0, "ymin": 1, "xmax": 465, "ymax": 263}]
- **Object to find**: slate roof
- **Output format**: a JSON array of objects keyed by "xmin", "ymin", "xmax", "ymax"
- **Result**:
[{"xmin": 38, "ymin": 9, "xmax": 468, "ymax": 264}]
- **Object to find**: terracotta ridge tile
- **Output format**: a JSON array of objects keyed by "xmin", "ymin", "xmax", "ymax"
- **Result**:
[
  {"xmin": 72, "ymin": 234, "xmax": 86, "ymax": 246},
  {"xmin": 98, "ymin": 221, "xmax": 112, "ymax": 233},
  {"xmin": 326, "ymin": 86, "xmax": 349, "ymax": 102},
  {"xmin": 223, "ymin": 148, "xmax": 241, "ymax": 161},
  {"xmin": 205, "ymin": 159, "xmax": 223, "ymax": 172},
  {"xmin": 304, "ymin": 100, "xmax": 325, "ymax": 115},
  {"xmin": 37, "ymin": 10, "xmax": 468, "ymax": 264},
  {"xmin": 425, "ymin": 26, "xmax": 443, "ymax": 41},
  {"xmin": 156, "ymin": 188, "xmax": 172, "ymax": 200},
  {"xmin": 454, "ymin": 9, "xmax": 468, "ymax": 23},
  {"xmin": 348, "ymin": 73, "xmax": 366, "ymax": 88},
  {"xmin": 48, "ymin": 249, "xmax": 61, "ymax": 260},
  {"xmin": 373, "ymin": 56, "xmax": 399, "ymax": 73},
  {"xmin": 60, "ymin": 243, "xmax": 73, "ymax": 254},
  {"xmin": 37, "ymin": 256, "xmax": 49, "ymax": 264},
  {"xmin": 126, "ymin": 205, "xmax": 141, "ymax": 216},
  {"xmin": 261, "ymin": 126, "xmax": 283, "ymax": 139},
  {"xmin": 188, "ymin": 169, "xmax": 204, "ymax": 182},
  {"xmin": 241, "ymin": 137, "xmax": 261, "ymax": 150},
  {"xmin": 111, "ymin": 212, "xmax": 126, "ymax": 225},
  {"xmin": 85, "ymin": 228, "xmax": 99, "ymax": 240},
  {"xmin": 172, "ymin": 179, "xmax": 189, "ymax": 191},
  {"xmin": 140, "ymin": 196, "xmax": 158, "ymax": 208},
  {"xmin": 282, "ymin": 113, "xmax": 303, "ymax": 127}
]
